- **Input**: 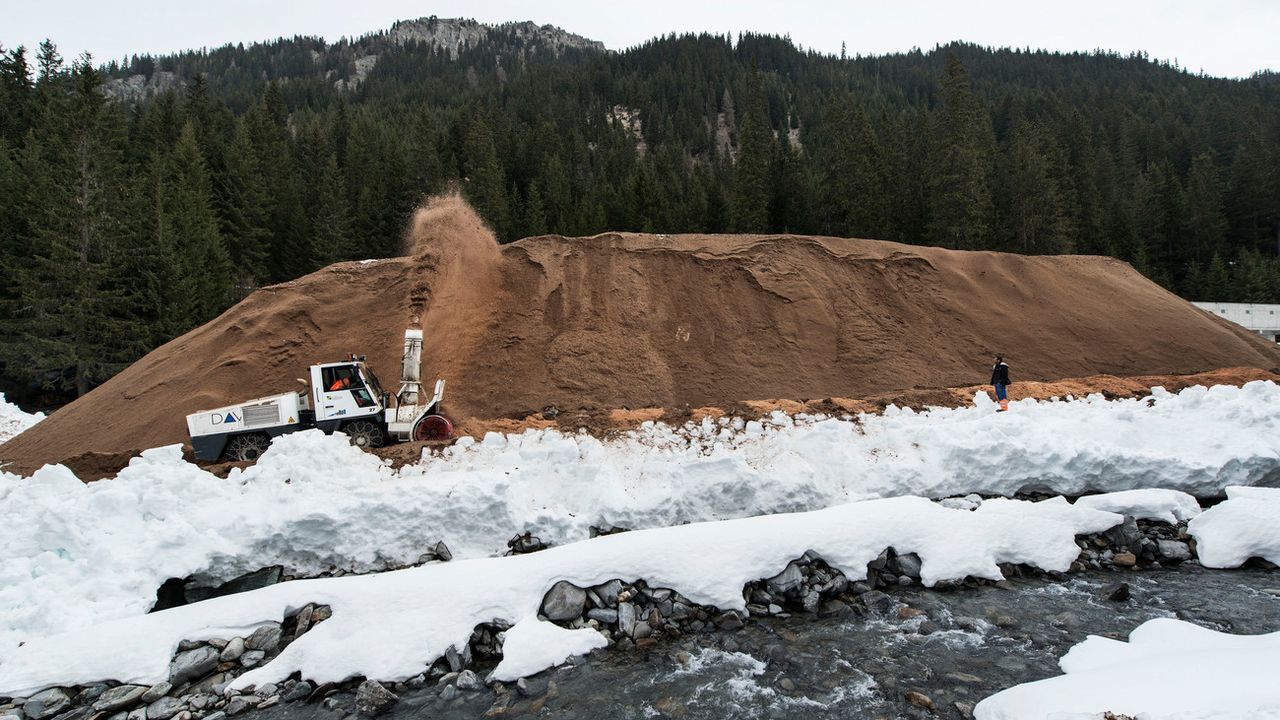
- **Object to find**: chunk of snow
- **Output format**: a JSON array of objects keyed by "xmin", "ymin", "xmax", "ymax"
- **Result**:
[
  {"xmin": 1189, "ymin": 486, "xmax": 1280, "ymax": 567},
  {"xmin": 0, "ymin": 495, "xmax": 1123, "ymax": 696},
  {"xmin": 1073, "ymin": 488, "xmax": 1202, "ymax": 524},
  {"xmin": 488, "ymin": 616, "xmax": 608, "ymax": 682},
  {"xmin": 0, "ymin": 393, "xmax": 43, "ymax": 444},
  {"xmin": 974, "ymin": 618, "xmax": 1280, "ymax": 719},
  {"xmin": 0, "ymin": 383, "xmax": 1277, "ymax": 654}
]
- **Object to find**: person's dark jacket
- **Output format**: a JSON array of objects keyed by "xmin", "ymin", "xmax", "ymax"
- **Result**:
[{"xmin": 991, "ymin": 362, "xmax": 1011, "ymax": 386}]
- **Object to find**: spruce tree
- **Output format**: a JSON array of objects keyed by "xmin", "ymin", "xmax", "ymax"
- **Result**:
[
  {"xmin": 927, "ymin": 55, "xmax": 996, "ymax": 249},
  {"xmin": 731, "ymin": 76, "xmax": 771, "ymax": 233},
  {"xmin": 311, "ymin": 153, "xmax": 351, "ymax": 264},
  {"xmin": 162, "ymin": 122, "xmax": 233, "ymax": 324}
]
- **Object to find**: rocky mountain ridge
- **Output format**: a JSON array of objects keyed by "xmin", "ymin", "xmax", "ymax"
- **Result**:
[{"xmin": 104, "ymin": 17, "xmax": 606, "ymax": 100}]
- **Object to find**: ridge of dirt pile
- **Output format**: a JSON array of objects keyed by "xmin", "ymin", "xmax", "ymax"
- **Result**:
[{"xmin": 3, "ymin": 196, "xmax": 1279, "ymax": 477}]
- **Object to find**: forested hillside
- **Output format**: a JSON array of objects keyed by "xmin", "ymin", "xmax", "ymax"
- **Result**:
[{"xmin": 1, "ymin": 18, "xmax": 1279, "ymax": 406}]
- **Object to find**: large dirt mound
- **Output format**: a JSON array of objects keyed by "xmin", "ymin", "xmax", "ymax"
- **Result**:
[{"xmin": 3, "ymin": 195, "xmax": 1278, "ymax": 475}]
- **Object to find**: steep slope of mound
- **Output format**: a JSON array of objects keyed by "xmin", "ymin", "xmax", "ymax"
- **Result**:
[{"xmin": 3, "ymin": 197, "xmax": 1278, "ymax": 476}]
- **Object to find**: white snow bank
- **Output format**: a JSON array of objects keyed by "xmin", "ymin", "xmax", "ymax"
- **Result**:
[
  {"xmin": 975, "ymin": 617, "xmax": 1280, "ymax": 719},
  {"xmin": 0, "ymin": 495, "xmax": 1123, "ymax": 696},
  {"xmin": 1073, "ymin": 488, "xmax": 1203, "ymax": 524},
  {"xmin": 1189, "ymin": 486, "xmax": 1280, "ymax": 567},
  {"xmin": 2, "ymin": 382, "xmax": 1277, "ymax": 654},
  {"xmin": 0, "ymin": 393, "xmax": 43, "ymax": 444},
  {"xmin": 489, "ymin": 617, "xmax": 609, "ymax": 682}
]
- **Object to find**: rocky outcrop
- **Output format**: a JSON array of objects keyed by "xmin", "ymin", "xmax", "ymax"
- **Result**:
[
  {"xmin": 387, "ymin": 18, "xmax": 605, "ymax": 58},
  {"xmin": 103, "ymin": 71, "xmax": 181, "ymax": 102}
]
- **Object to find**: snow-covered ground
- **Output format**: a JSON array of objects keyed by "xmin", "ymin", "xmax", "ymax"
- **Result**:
[
  {"xmin": 0, "ymin": 393, "xmax": 43, "ymax": 444},
  {"xmin": 1, "ymin": 382, "xmax": 1278, "ymax": 659},
  {"xmin": 1, "ymin": 381, "xmax": 1278, "ymax": 706},
  {"xmin": 975, "ymin": 617, "xmax": 1280, "ymax": 719},
  {"xmin": 0, "ymin": 494, "xmax": 1127, "ymax": 695}
]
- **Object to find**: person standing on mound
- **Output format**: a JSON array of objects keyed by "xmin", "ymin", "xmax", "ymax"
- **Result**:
[{"xmin": 990, "ymin": 355, "xmax": 1012, "ymax": 412}]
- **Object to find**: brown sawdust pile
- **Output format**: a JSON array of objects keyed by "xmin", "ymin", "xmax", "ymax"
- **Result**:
[{"xmin": 3, "ymin": 194, "xmax": 1278, "ymax": 478}]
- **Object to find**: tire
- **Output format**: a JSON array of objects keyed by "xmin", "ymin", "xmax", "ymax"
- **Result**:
[
  {"xmin": 412, "ymin": 414, "xmax": 454, "ymax": 442},
  {"xmin": 343, "ymin": 420, "xmax": 386, "ymax": 449},
  {"xmin": 225, "ymin": 433, "xmax": 271, "ymax": 462}
]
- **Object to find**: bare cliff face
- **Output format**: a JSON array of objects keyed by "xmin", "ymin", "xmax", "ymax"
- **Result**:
[{"xmin": 388, "ymin": 18, "xmax": 606, "ymax": 58}]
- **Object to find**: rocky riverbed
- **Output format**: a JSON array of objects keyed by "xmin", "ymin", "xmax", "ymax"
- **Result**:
[
  {"xmin": 4, "ymin": 507, "xmax": 1276, "ymax": 720},
  {"xmin": 254, "ymin": 565, "xmax": 1280, "ymax": 720}
]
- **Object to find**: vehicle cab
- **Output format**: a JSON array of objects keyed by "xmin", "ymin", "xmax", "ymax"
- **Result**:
[{"xmin": 309, "ymin": 356, "xmax": 387, "ymax": 429}]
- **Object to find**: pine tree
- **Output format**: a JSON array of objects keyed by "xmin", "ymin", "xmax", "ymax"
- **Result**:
[
  {"xmin": 821, "ymin": 101, "xmax": 884, "ymax": 237},
  {"xmin": 7, "ymin": 58, "xmax": 141, "ymax": 396},
  {"xmin": 462, "ymin": 115, "xmax": 508, "ymax": 235},
  {"xmin": 216, "ymin": 119, "xmax": 270, "ymax": 289},
  {"xmin": 1182, "ymin": 152, "xmax": 1228, "ymax": 265},
  {"xmin": 927, "ymin": 55, "xmax": 996, "ymax": 249},
  {"xmin": 998, "ymin": 120, "xmax": 1068, "ymax": 253},
  {"xmin": 311, "ymin": 153, "xmax": 351, "ymax": 264},
  {"xmin": 731, "ymin": 75, "xmax": 771, "ymax": 233},
  {"xmin": 161, "ymin": 122, "xmax": 233, "ymax": 325},
  {"xmin": 1204, "ymin": 253, "xmax": 1230, "ymax": 301}
]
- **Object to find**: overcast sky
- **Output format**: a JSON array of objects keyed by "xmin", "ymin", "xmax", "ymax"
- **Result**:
[{"xmin": 6, "ymin": 0, "xmax": 1278, "ymax": 79}]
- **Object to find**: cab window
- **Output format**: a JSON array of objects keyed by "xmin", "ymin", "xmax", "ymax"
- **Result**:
[{"xmin": 321, "ymin": 365, "xmax": 365, "ymax": 392}]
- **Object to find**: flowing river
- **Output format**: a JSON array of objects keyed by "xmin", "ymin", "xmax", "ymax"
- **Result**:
[{"xmin": 258, "ymin": 565, "xmax": 1280, "ymax": 720}]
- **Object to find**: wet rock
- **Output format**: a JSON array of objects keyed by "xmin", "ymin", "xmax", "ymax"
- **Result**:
[
  {"xmin": 541, "ymin": 581, "xmax": 587, "ymax": 622},
  {"xmin": 145, "ymin": 697, "xmax": 183, "ymax": 720},
  {"xmin": 170, "ymin": 647, "xmax": 220, "ymax": 686},
  {"xmin": 254, "ymin": 684, "xmax": 278, "ymax": 698},
  {"xmin": 586, "ymin": 608, "xmax": 618, "ymax": 624},
  {"xmin": 515, "ymin": 677, "xmax": 547, "ymax": 697},
  {"xmin": 186, "ymin": 673, "xmax": 227, "ymax": 696},
  {"xmin": 455, "ymin": 670, "xmax": 482, "ymax": 692},
  {"xmin": 905, "ymin": 691, "xmax": 934, "ymax": 709},
  {"xmin": 283, "ymin": 682, "xmax": 313, "ymax": 703},
  {"xmin": 75, "ymin": 685, "xmax": 109, "ymax": 705},
  {"xmin": 93, "ymin": 686, "xmax": 149, "ymax": 712},
  {"xmin": 355, "ymin": 681, "xmax": 398, "ymax": 716},
  {"xmin": 240, "ymin": 650, "xmax": 266, "ymax": 668},
  {"xmin": 955, "ymin": 700, "xmax": 976, "ymax": 718},
  {"xmin": 219, "ymin": 638, "xmax": 245, "ymax": 662},
  {"xmin": 444, "ymin": 645, "xmax": 464, "ymax": 673},
  {"xmin": 592, "ymin": 580, "xmax": 623, "ymax": 607},
  {"xmin": 1158, "ymin": 540, "xmax": 1191, "ymax": 562},
  {"xmin": 223, "ymin": 696, "xmax": 260, "ymax": 716},
  {"xmin": 946, "ymin": 672, "xmax": 983, "ymax": 684},
  {"xmin": 778, "ymin": 678, "xmax": 796, "ymax": 691},
  {"xmin": 1113, "ymin": 551, "xmax": 1138, "ymax": 567},
  {"xmin": 862, "ymin": 591, "xmax": 894, "ymax": 615},
  {"xmin": 632, "ymin": 621, "xmax": 652, "ymax": 640},
  {"xmin": 766, "ymin": 561, "xmax": 805, "ymax": 594},
  {"xmin": 125, "ymin": 708, "xmax": 146, "ymax": 720},
  {"xmin": 246, "ymin": 624, "xmax": 282, "ymax": 652},
  {"xmin": 818, "ymin": 599, "xmax": 850, "ymax": 617},
  {"xmin": 618, "ymin": 602, "xmax": 637, "ymax": 637},
  {"xmin": 204, "ymin": 713, "xmax": 225, "ymax": 720},
  {"xmin": 24, "ymin": 689, "xmax": 72, "ymax": 720},
  {"xmin": 139, "ymin": 683, "xmax": 171, "ymax": 705},
  {"xmin": 893, "ymin": 553, "xmax": 923, "ymax": 579},
  {"xmin": 1104, "ymin": 582, "xmax": 1131, "ymax": 602},
  {"xmin": 1105, "ymin": 517, "xmax": 1142, "ymax": 551},
  {"xmin": 714, "ymin": 612, "xmax": 743, "ymax": 630},
  {"xmin": 438, "ymin": 685, "xmax": 459, "ymax": 702}
]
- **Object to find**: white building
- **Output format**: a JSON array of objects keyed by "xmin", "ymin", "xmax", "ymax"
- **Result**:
[{"xmin": 1192, "ymin": 302, "xmax": 1280, "ymax": 343}]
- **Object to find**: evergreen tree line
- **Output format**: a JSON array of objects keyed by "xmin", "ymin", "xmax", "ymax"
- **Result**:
[{"xmin": 1, "ymin": 31, "xmax": 1278, "ymax": 405}]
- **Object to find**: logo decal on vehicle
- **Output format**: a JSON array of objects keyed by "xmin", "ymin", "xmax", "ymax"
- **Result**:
[{"xmin": 212, "ymin": 412, "xmax": 240, "ymax": 425}]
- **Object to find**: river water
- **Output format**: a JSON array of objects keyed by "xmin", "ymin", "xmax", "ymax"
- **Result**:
[{"xmin": 261, "ymin": 565, "xmax": 1280, "ymax": 720}]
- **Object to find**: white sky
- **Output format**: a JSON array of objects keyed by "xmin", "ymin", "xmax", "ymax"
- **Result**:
[{"xmin": 5, "ymin": 0, "xmax": 1278, "ymax": 79}]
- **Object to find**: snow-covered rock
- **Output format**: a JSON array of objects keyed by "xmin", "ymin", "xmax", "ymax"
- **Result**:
[
  {"xmin": 1073, "ymin": 488, "xmax": 1203, "ymax": 524},
  {"xmin": 975, "ymin": 617, "xmax": 1280, "ymax": 719},
  {"xmin": 0, "ymin": 495, "xmax": 1123, "ymax": 696},
  {"xmin": 1189, "ymin": 486, "xmax": 1280, "ymax": 567}
]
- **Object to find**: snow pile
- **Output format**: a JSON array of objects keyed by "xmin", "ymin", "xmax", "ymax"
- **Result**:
[
  {"xmin": 1190, "ymin": 486, "xmax": 1280, "ymax": 567},
  {"xmin": 0, "ymin": 495, "xmax": 1124, "ymax": 696},
  {"xmin": 1073, "ymin": 488, "xmax": 1203, "ymax": 524},
  {"xmin": 0, "ymin": 393, "xmax": 43, "ymax": 444},
  {"xmin": 489, "ymin": 617, "xmax": 609, "ymax": 682},
  {"xmin": 1, "ymin": 382, "xmax": 1278, "ymax": 654},
  {"xmin": 974, "ymin": 617, "xmax": 1280, "ymax": 719}
]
